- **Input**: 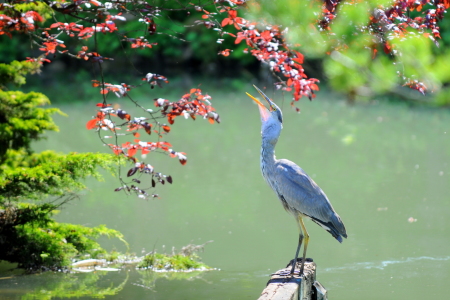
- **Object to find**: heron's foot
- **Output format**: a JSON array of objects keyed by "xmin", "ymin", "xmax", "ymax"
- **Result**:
[
  {"xmin": 276, "ymin": 269, "xmax": 299, "ymax": 276},
  {"xmin": 285, "ymin": 257, "xmax": 314, "ymax": 269}
]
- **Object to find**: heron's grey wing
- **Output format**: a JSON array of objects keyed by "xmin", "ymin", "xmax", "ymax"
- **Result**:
[{"xmin": 274, "ymin": 159, "xmax": 347, "ymax": 240}]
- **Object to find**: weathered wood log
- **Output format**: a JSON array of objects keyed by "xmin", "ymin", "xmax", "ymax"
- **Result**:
[{"xmin": 257, "ymin": 259, "xmax": 328, "ymax": 300}]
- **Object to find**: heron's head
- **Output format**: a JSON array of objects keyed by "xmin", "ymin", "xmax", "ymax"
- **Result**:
[{"xmin": 246, "ymin": 85, "xmax": 283, "ymax": 143}]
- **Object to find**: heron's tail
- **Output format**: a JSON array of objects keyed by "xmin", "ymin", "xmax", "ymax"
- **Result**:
[{"xmin": 311, "ymin": 213, "xmax": 347, "ymax": 243}]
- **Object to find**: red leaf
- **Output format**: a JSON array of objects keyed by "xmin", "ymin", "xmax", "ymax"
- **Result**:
[
  {"xmin": 50, "ymin": 22, "xmax": 62, "ymax": 28},
  {"xmin": 113, "ymin": 149, "xmax": 123, "ymax": 155},
  {"xmin": 221, "ymin": 18, "xmax": 231, "ymax": 27},
  {"xmin": 260, "ymin": 30, "xmax": 272, "ymax": 41},
  {"xmin": 162, "ymin": 125, "xmax": 171, "ymax": 132},
  {"xmin": 293, "ymin": 51, "xmax": 304, "ymax": 63},
  {"xmin": 383, "ymin": 42, "xmax": 392, "ymax": 54},
  {"xmin": 133, "ymin": 132, "xmax": 140, "ymax": 137},
  {"xmin": 128, "ymin": 147, "xmax": 137, "ymax": 157},
  {"xmin": 86, "ymin": 119, "xmax": 98, "ymax": 130},
  {"xmin": 228, "ymin": 10, "xmax": 237, "ymax": 19},
  {"xmin": 372, "ymin": 48, "xmax": 378, "ymax": 59}
]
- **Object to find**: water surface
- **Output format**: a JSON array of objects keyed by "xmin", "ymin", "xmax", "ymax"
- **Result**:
[{"xmin": 1, "ymin": 89, "xmax": 449, "ymax": 299}]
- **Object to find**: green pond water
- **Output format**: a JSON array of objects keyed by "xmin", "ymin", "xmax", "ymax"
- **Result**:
[{"xmin": 1, "ymin": 88, "xmax": 449, "ymax": 300}]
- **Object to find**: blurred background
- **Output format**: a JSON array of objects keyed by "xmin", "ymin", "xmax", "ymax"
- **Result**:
[{"xmin": 1, "ymin": 1, "xmax": 450, "ymax": 299}]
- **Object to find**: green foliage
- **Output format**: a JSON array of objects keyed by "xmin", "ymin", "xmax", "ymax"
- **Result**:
[
  {"xmin": 0, "ymin": 90, "xmax": 63, "ymax": 164},
  {"xmin": 0, "ymin": 60, "xmax": 42, "ymax": 88},
  {"xmin": 138, "ymin": 243, "xmax": 212, "ymax": 271},
  {"xmin": 0, "ymin": 150, "xmax": 118, "ymax": 202},
  {"xmin": 104, "ymin": 249, "xmax": 121, "ymax": 262},
  {"xmin": 0, "ymin": 59, "xmax": 64, "ymax": 164},
  {"xmin": 138, "ymin": 252, "xmax": 209, "ymax": 271},
  {"xmin": 14, "ymin": 1, "xmax": 52, "ymax": 18},
  {"xmin": 0, "ymin": 49, "xmax": 125, "ymax": 271},
  {"xmin": 1, "ymin": 1, "xmax": 52, "ymax": 21},
  {"xmin": 0, "ymin": 203, "xmax": 127, "ymax": 270},
  {"xmin": 435, "ymin": 87, "xmax": 450, "ymax": 106}
]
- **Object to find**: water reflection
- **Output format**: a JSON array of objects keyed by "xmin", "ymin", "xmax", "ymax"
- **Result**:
[
  {"xmin": 134, "ymin": 269, "xmax": 212, "ymax": 291},
  {"xmin": 0, "ymin": 271, "xmax": 128, "ymax": 299},
  {"xmin": 0, "ymin": 268, "xmax": 220, "ymax": 299}
]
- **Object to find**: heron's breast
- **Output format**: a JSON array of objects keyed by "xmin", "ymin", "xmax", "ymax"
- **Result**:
[{"xmin": 260, "ymin": 163, "xmax": 290, "ymax": 209}]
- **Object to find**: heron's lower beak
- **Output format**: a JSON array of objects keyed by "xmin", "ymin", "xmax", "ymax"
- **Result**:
[{"xmin": 246, "ymin": 92, "xmax": 270, "ymax": 122}]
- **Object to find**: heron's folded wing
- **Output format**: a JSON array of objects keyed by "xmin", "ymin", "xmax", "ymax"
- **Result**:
[{"xmin": 273, "ymin": 159, "xmax": 337, "ymax": 223}]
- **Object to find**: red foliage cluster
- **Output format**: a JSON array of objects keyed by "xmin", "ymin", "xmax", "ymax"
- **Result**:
[
  {"xmin": 26, "ymin": 56, "xmax": 51, "ymax": 64},
  {"xmin": 317, "ymin": 0, "xmax": 450, "ymax": 94},
  {"xmin": 0, "ymin": 6, "xmax": 43, "ymax": 37},
  {"xmin": 77, "ymin": 46, "xmax": 112, "ymax": 62},
  {"xmin": 320, "ymin": 1, "xmax": 449, "ymax": 40},
  {"xmin": 208, "ymin": 6, "xmax": 320, "ymax": 106},
  {"xmin": 85, "ymin": 81, "xmax": 217, "ymax": 199},
  {"xmin": 211, "ymin": 1, "xmax": 448, "ymax": 100},
  {"xmin": 39, "ymin": 40, "xmax": 66, "ymax": 55},
  {"xmin": 49, "ymin": 22, "xmax": 83, "ymax": 37},
  {"xmin": 125, "ymin": 37, "xmax": 157, "ymax": 49},
  {"xmin": 5, "ymin": 0, "xmax": 445, "ymax": 104},
  {"xmin": 364, "ymin": 1, "xmax": 450, "ymax": 49},
  {"xmin": 91, "ymin": 80, "xmax": 132, "ymax": 97},
  {"xmin": 319, "ymin": 0, "xmax": 340, "ymax": 30},
  {"xmin": 155, "ymin": 88, "xmax": 220, "ymax": 125},
  {"xmin": 142, "ymin": 73, "xmax": 169, "ymax": 89},
  {"xmin": 385, "ymin": 1, "xmax": 448, "ymax": 38}
]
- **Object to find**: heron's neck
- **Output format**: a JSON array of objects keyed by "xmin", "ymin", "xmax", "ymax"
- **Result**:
[{"xmin": 260, "ymin": 139, "xmax": 277, "ymax": 167}]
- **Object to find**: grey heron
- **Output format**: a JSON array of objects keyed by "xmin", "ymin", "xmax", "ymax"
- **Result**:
[{"xmin": 246, "ymin": 85, "xmax": 347, "ymax": 275}]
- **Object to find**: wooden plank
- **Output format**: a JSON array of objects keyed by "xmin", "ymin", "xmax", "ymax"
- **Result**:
[{"xmin": 257, "ymin": 260, "xmax": 327, "ymax": 300}]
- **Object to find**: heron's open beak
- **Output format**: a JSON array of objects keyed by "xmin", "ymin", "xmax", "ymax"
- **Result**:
[
  {"xmin": 246, "ymin": 85, "xmax": 274, "ymax": 122},
  {"xmin": 252, "ymin": 85, "xmax": 277, "ymax": 110}
]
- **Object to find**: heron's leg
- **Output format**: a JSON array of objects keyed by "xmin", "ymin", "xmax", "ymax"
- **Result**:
[
  {"xmin": 298, "ymin": 217, "xmax": 310, "ymax": 275},
  {"xmin": 290, "ymin": 221, "xmax": 304, "ymax": 274}
]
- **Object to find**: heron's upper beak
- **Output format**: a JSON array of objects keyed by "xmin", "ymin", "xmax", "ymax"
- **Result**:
[{"xmin": 246, "ymin": 85, "xmax": 275, "ymax": 122}]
